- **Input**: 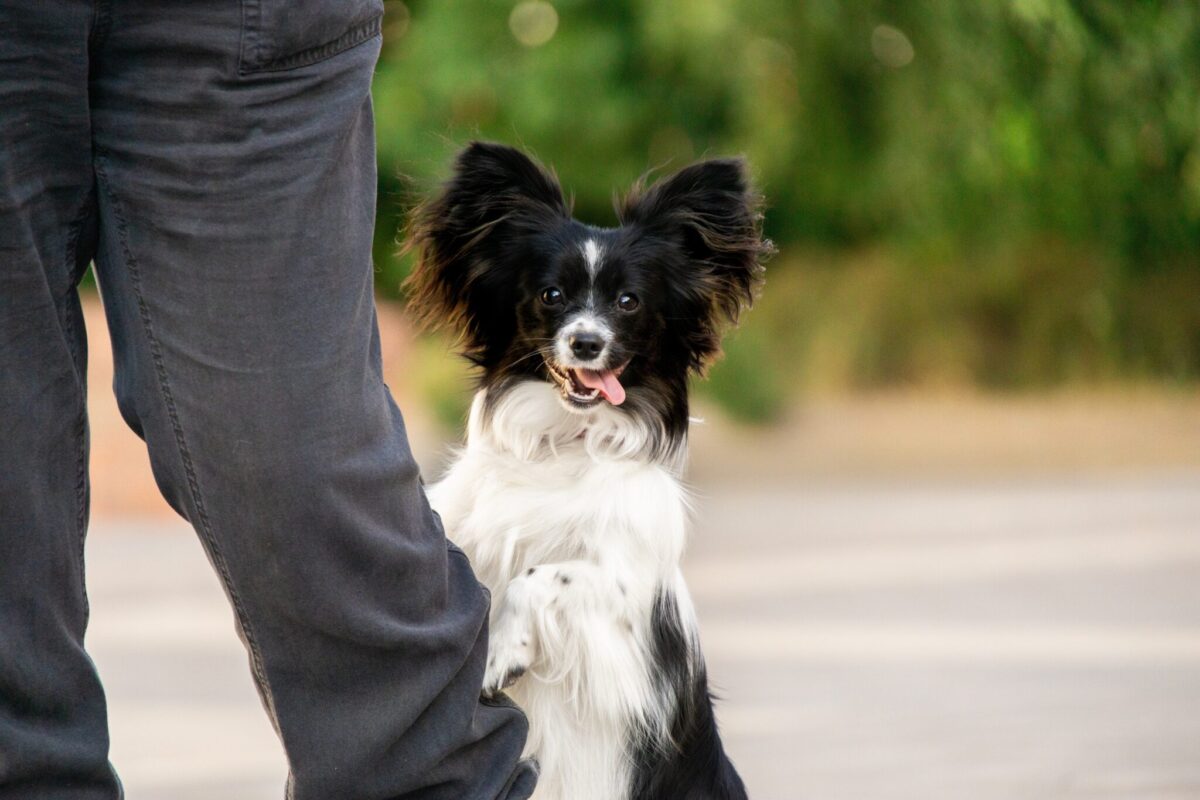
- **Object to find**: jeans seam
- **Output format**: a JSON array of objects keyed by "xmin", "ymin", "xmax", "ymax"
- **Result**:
[
  {"xmin": 238, "ymin": 0, "xmax": 263, "ymax": 75},
  {"xmin": 92, "ymin": 153, "xmax": 282, "ymax": 726},
  {"xmin": 239, "ymin": 16, "xmax": 382, "ymax": 74},
  {"xmin": 89, "ymin": 0, "xmax": 113, "ymax": 50},
  {"xmin": 63, "ymin": 187, "xmax": 94, "ymax": 618}
]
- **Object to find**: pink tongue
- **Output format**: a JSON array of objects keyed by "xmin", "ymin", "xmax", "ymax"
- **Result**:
[{"xmin": 576, "ymin": 369, "xmax": 626, "ymax": 405}]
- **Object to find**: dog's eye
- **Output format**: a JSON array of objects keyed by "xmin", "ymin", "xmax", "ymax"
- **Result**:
[
  {"xmin": 617, "ymin": 292, "xmax": 640, "ymax": 312},
  {"xmin": 540, "ymin": 287, "xmax": 564, "ymax": 306}
]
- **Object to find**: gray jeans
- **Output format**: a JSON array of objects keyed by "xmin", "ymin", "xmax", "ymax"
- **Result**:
[{"xmin": 0, "ymin": 2, "xmax": 535, "ymax": 798}]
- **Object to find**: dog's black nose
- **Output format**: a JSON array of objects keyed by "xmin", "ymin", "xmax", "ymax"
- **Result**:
[{"xmin": 569, "ymin": 332, "xmax": 605, "ymax": 361}]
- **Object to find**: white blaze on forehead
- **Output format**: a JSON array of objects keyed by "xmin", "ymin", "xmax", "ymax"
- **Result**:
[{"xmin": 581, "ymin": 238, "xmax": 603, "ymax": 277}]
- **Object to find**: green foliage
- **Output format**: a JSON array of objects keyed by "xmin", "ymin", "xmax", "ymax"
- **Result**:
[
  {"xmin": 409, "ymin": 334, "xmax": 476, "ymax": 430},
  {"xmin": 372, "ymin": 0, "xmax": 1200, "ymax": 421},
  {"xmin": 700, "ymin": 324, "xmax": 785, "ymax": 423},
  {"xmin": 747, "ymin": 245, "xmax": 1200, "ymax": 395}
]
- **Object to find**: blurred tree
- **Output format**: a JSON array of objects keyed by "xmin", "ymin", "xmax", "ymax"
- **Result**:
[{"xmin": 372, "ymin": 0, "xmax": 1200, "ymax": 422}]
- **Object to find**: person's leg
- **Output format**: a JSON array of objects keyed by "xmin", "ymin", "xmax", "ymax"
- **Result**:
[
  {"xmin": 87, "ymin": 2, "xmax": 533, "ymax": 798},
  {"xmin": 0, "ymin": 2, "xmax": 121, "ymax": 798}
]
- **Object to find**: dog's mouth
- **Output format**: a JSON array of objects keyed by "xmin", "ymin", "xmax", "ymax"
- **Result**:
[{"xmin": 545, "ymin": 360, "xmax": 628, "ymax": 407}]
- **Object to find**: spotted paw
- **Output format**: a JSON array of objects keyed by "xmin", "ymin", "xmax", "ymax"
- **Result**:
[{"xmin": 482, "ymin": 622, "xmax": 534, "ymax": 697}]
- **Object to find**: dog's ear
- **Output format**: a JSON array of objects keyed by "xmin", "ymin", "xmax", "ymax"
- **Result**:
[
  {"xmin": 620, "ymin": 158, "xmax": 773, "ymax": 369},
  {"xmin": 405, "ymin": 141, "xmax": 570, "ymax": 364}
]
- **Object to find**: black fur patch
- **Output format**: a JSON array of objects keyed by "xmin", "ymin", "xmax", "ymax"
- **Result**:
[{"xmin": 628, "ymin": 591, "xmax": 748, "ymax": 800}]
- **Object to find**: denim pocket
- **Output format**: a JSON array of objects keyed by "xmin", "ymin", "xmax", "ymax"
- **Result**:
[{"xmin": 239, "ymin": 0, "xmax": 384, "ymax": 73}]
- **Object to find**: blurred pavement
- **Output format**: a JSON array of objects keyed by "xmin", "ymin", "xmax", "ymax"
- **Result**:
[
  {"xmin": 87, "ymin": 471, "xmax": 1200, "ymax": 799},
  {"xmin": 78, "ymin": 296, "xmax": 1200, "ymax": 797}
]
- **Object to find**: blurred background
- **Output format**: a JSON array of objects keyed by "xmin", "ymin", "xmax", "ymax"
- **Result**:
[
  {"xmin": 368, "ymin": 0, "xmax": 1200, "ymax": 423},
  {"xmin": 84, "ymin": 2, "xmax": 1200, "ymax": 798}
]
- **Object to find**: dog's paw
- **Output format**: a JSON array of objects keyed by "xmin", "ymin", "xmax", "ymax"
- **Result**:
[{"xmin": 482, "ymin": 624, "xmax": 534, "ymax": 697}]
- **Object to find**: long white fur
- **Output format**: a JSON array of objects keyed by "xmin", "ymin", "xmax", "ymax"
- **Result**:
[{"xmin": 425, "ymin": 381, "xmax": 695, "ymax": 800}]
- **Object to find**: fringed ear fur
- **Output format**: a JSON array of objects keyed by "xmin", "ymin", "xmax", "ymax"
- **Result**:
[
  {"xmin": 403, "ymin": 141, "xmax": 570, "ymax": 364},
  {"xmin": 619, "ymin": 158, "xmax": 774, "ymax": 368}
]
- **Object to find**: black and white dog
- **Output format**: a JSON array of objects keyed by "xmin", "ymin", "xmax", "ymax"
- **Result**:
[{"xmin": 407, "ymin": 142, "xmax": 770, "ymax": 800}]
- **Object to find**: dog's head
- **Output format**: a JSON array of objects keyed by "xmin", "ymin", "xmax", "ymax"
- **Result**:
[{"xmin": 406, "ymin": 142, "xmax": 770, "ymax": 443}]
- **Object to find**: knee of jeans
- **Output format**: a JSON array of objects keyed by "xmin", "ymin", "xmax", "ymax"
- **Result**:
[{"xmin": 193, "ymin": 396, "xmax": 419, "ymax": 504}]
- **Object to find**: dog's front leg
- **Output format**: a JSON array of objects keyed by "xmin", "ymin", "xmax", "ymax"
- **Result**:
[
  {"xmin": 482, "ymin": 560, "xmax": 636, "ymax": 698},
  {"xmin": 481, "ymin": 566, "xmax": 542, "ymax": 696}
]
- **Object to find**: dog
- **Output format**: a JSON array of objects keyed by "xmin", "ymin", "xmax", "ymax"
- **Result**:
[{"xmin": 406, "ymin": 142, "xmax": 770, "ymax": 800}]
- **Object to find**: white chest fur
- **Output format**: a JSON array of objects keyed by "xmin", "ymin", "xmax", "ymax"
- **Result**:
[
  {"xmin": 425, "ymin": 382, "xmax": 693, "ymax": 800},
  {"xmin": 427, "ymin": 383, "xmax": 688, "ymax": 594}
]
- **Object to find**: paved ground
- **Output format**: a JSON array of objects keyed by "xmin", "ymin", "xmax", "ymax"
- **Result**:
[{"xmin": 86, "ymin": 471, "xmax": 1200, "ymax": 799}]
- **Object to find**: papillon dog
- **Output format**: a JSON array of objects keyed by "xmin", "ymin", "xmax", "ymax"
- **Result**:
[{"xmin": 406, "ymin": 142, "xmax": 771, "ymax": 800}]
